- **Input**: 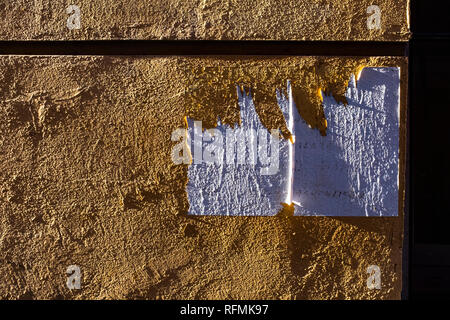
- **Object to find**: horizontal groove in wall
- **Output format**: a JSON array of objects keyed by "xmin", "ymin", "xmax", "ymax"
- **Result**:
[{"xmin": 0, "ymin": 40, "xmax": 408, "ymax": 56}]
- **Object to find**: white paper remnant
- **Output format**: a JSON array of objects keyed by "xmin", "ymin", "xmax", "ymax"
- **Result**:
[
  {"xmin": 186, "ymin": 87, "xmax": 291, "ymax": 215},
  {"xmin": 292, "ymin": 67, "xmax": 400, "ymax": 216}
]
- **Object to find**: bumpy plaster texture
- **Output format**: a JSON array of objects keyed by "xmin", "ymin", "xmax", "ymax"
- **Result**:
[
  {"xmin": 0, "ymin": 0, "xmax": 410, "ymax": 41},
  {"xmin": 0, "ymin": 56, "xmax": 406, "ymax": 299}
]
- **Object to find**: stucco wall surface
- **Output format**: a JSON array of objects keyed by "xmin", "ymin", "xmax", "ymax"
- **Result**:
[
  {"xmin": 0, "ymin": 1, "xmax": 410, "ymax": 41},
  {"xmin": 0, "ymin": 56, "xmax": 407, "ymax": 299}
]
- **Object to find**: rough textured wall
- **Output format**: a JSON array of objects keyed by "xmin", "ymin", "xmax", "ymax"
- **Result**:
[
  {"xmin": 0, "ymin": 56, "xmax": 407, "ymax": 299},
  {"xmin": 0, "ymin": 0, "xmax": 410, "ymax": 41}
]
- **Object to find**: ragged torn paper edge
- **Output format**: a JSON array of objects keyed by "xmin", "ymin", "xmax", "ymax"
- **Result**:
[{"xmin": 185, "ymin": 67, "xmax": 400, "ymax": 216}]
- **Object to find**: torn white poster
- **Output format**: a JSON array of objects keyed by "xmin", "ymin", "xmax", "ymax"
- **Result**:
[{"xmin": 184, "ymin": 67, "xmax": 400, "ymax": 216}]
